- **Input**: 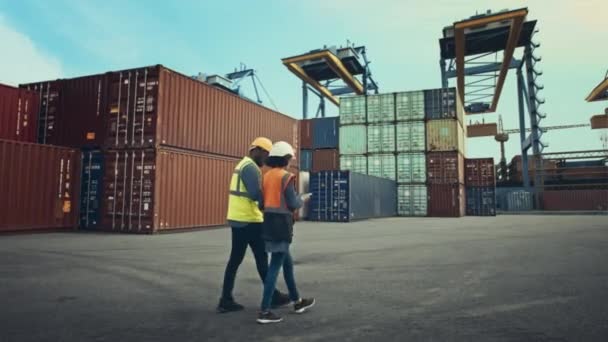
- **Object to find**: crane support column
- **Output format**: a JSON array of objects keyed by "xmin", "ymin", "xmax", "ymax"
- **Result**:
[
  {"xmin": 302, "ymin": 81, "xmax": 308, "ymax": 119},
  {"xmin": 517, "ymin": 68, "xmax": 531, "ymax": 189},
  {"xmin": 524, "ymin": 44, "xmax": 544, "ymax": 205}
]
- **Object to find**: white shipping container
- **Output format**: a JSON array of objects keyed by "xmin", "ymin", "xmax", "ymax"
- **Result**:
[
  {"xmin": 396, "ymin": 91, "xmax": 425, "ymax": 121},
  {"xmin": 339, "ymin": 125, "xmax": 367, "ymax": 155},
  {"xmin": 339, "ymin": 96, "xmax": 366, "ymax": 125},
  {"xmin": 340, "ymin": 155, "xmax": 367, "ymax": 174},
  {"xmin": 396, "ymin": 121, "xmax": 425, "ymax": 152},
  {"xmin": 367, "ymin": 93, "xmax": 395, "ymax": 123},
  {"xmin": 367, "ymin": 154, "xmax": 396, "ymax": 180},
  {"xmin": 397, "ymin": 152, "xmax": 426, "ymax": 183},
  {"xmin": 367, "ymin": 124, "xmax": 396, "ymax": 153},
  {"xmin": 398, "ymin": 184, "xmax": 428, "ymax": 216}
]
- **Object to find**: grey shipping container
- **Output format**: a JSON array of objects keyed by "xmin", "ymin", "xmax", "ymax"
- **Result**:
[
  {"xmin": 424, "ymin": 87, "xmax": 463, "ymax": 125},
  {"xmin": 339, "ymin": 95, "xmax": 366, "ymax": 125},
  {"xmin": 396, "ymin": 121, "xmax": 425, "ymax": 152},
  {"xmin": 300, "ymin": 149, "xmax": 313, "ymax": 171},
  {"xmin": 80, "ymin": 150, "xmax": 104, "ymax": 229},
  {"xmin": 504, "ymin": 190, "xmax": 534, "ymax": 211},
  {"xmin": 368, "ymin": 154, "xmax": 396, "ymax": 181},
  {"xmin": 340, "ymin": 155, "xmax": 367, "ymax": 174},
  {"xmin": 398, "ymin": 184, "xmax": 427, "ymax": 216},
  {"xmin": 367, "ymin": 93, "xmax": 395, "ymax": 123},
  {"xmin": 395, "ymin": 91, "xmax": 425, "ymax": 121},
  {"xmin": 465, "ymin": 186, "xmax": 496, "ymax": 216},
  {"xmin": 312, "ymin": 117, "xmax": 339, "ymax": 149},
  {"xmin": 339, "ymin": 125, "xmax": 367, "ymax": 155},
  {"xmin": 397, "ymin": 152, "xmax": 426, "ymax": 183},
  {"xmin": 367, "ymin": 124, "xmax": 396, "ymax": 153},
  {"xmin": 308, "ymin": 170, "xmax": 397, "ymax": 222}
]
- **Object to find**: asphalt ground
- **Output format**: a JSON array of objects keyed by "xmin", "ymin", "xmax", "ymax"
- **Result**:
[{"xmin": 1, "ymin": 215, "xmax": 607, "ymax": 341}]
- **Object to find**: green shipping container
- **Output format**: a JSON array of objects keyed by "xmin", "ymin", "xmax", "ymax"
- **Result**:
[
  {"xmin": 339, "ymin": 125, "xmax": 367, "ymax": 155},
  {"xmin": 396, "ymin": 121, "xmax": 425, "ymax": 152},
  {"xmin": 398, "ymin": 184, "xmax": 428, "ymax": 216},
  {"xmin": 367, "ymin": 124, "xmax": 396, "ymax": 153},
  {"xmin": 426, "ymin": 119, "xmax": 465, "ymax": 152},
  {"xmin": 340, "ymin": 155, "xmax": 367, "ymax": 174},
  {"xmin": 339, "ymin": 96, "xmax": 366, "ymax": 125},
  {"xmin": 397, "ymin": 153, "xmax": 426, "ymax": 183},
  {"xmin": 367, "ymin": 93, "xmax": 395, "ymax": 123},
  {"xmin": 396, "ymin": 91, "xmax": 425, "ymax": 121},
  {"xmin": 367, "ymin": 154, "xmax": 396, "ymax": 180}
]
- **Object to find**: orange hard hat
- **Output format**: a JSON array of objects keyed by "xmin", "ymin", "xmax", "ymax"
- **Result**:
[{"xmin": 250, "ymin": 137, "xmax": 273, "ymax": 152}]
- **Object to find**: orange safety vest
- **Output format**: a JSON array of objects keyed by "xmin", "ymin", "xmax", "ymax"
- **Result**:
[{"xmin": 263, "ymin": 168, "xmax": 295, "ymax": 215}]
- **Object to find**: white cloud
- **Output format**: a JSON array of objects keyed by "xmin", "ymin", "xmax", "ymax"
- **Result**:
[{"xmin": 0, "ymin": 16, "xmax": 62, "ymax": 85}]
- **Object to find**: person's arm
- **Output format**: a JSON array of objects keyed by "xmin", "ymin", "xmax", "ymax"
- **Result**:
[
  {"xmin": 284, "ymin": 179, "xmax": 303, "ymax": 211},
  {"xmin": 240, "ymin": 164, "xmax": 263, "ymax": 209}
]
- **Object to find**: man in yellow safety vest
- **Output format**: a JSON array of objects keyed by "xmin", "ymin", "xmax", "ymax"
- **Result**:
[{"xmin": 217, "ymin": 137, "xmax": 291, "ymax": 313}]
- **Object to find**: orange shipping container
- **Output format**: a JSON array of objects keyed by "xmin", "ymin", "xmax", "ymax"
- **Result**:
[
  {"xmin": 105, "ymin": 65, "xmax": 298, "ymax": 156},
  {"xmin": 0, "ymin": 139, "xmax": 80, "ymax": 232}
]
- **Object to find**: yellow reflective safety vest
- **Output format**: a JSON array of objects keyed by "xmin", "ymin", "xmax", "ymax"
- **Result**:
[{"xmin": 226, "ymin": 157, "xmax": 264, "ymax": 223}]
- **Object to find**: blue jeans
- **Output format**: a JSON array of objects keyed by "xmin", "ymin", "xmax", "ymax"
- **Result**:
[{"xmin": 261, "ymin": 250, "xmax": 300, "ymax": 311}]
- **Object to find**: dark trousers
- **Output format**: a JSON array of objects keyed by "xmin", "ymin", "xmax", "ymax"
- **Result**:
[{"xmin": 221, "ymin": 223, "xmax": 275, "ymax": 301}]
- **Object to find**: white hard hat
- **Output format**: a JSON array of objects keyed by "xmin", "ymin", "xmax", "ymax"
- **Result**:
[{"xmin": 269, "ymin": 141, "xmax": 295, "ymax": 159}]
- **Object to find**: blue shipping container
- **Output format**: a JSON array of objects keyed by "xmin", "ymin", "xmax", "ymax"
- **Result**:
[
  {"xmin": 300, "ymin": 149, "xmax": 313, "ymax": 171},
  {"xmin": 308, "ymin": 170, "xmax": 397, "ymax": 222},
  {"xmin": 80, "ymin": 150, "xmax": 104, "ymax": 229},
  {"xmin": 312, "ymin": 117, "xmax": 339, "ymax": 149},
  {"xmin": 466, "ymin": 186, "xmax": 496, "ymax": 216}
]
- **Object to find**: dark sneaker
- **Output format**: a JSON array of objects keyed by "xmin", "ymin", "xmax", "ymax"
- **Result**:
[
  {"xmin": 257, "ymin": 311, "xmax": 283, "ymax": 324},
  {"xmin": 271, "ymin": 291, "xmax": 292, "ymax": 309},
  {"xmin": 294, "ymin": 298, "xmax": 315, "ymax": 314},
  {"xmin": 217, "ymin": 298, "xmax": 244, "ymax": 313}
]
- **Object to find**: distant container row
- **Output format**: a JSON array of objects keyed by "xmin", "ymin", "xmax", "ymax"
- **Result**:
[
  {"xmin": 20, "ymin": 65, "xmax": 299, "ymax": 157},
  {"xmin": 0, "ymin": 83, "xmax": 39, "ymax": 143},
  {"xmin": 339, "ymin": 88, "xmax": 464, "ymax": 125}
]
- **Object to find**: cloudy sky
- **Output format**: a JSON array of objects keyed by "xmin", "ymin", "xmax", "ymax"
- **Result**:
[{"xmin": 0, "ymin": 0, "xmax": 606, "ymax": 160}]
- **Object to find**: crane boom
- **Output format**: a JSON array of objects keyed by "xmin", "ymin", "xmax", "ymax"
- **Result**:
[{"xmin": 502, "ymin": 123, "xmax": 590, "ymax": 134}]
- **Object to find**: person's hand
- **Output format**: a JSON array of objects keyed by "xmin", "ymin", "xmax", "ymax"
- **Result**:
[{"xmin": 300, "ymin": 193, "xmax": 312, "ymax": 202}]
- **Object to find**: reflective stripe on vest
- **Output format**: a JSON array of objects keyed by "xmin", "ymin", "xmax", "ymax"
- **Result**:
[
  {"xmin": 227, "ymin": 157, "xmax": 263, "ymax": 223},
  {"xmin": 263, "ymin": 168, "xmax": 294, "ymax": 215}
]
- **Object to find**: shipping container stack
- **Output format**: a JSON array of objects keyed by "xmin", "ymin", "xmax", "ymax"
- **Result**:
[
  {"xmin": 18, "ymin": 65, "xmax": 299, "ymax": 234},
  {"xmin": 425, "ymin": 88, "xmax": 466, "ymax": 217},
  {"xmin": 298, "ymin": 117, "xmax": 339, "ymax": 173},
  {"xmin": 464, "ymin": 158, "xmax": 496, "ymax": 216}
]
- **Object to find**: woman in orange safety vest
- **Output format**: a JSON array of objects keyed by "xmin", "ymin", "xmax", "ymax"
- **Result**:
[{"xmin": 256, "ymin": 141, "xmax": 315, "ymax": 324}]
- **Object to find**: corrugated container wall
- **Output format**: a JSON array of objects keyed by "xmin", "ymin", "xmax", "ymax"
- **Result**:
[
  {"xmin": 542, "ymin": 190, "xmax": 608, "ymax": 211},
  {"xmin": 339, "ymin": 95, "xmax": 366, "ymax": 125},
  {"xmin": 299, "ymin": 149, "xmax": 313, "ymax": 171},
  {"xmin": 395, "ymin": 91, "xmax": 424, "ymax": 122},
  {"xmin": 368, "ymin": 154, "xmax": 396, "ymax": 181},
  {"xmin": 312, "ymin": 149, "xmax": 339, "ymax": 172},
  {"xmin": 340, "ymin": 155, "xmax": 367, "ymax": 174},
  {"xmin": 466, "ymin": 187, "xmax": 496, "ymax": 216},
  {"xmin": 465, "ymin": 158, "xmax": 496, "ymax": 186},
  {"xmin": 308, "ymin": 171, "xmax": 396, "ymax": 222},
  {"xmin": 428, "ymin": 184, "xmax": 466, "ymax": 217},
  {"xmin": 21, "ymin": 74, "xmax": 109, "ymax": 148},
  {"xmin": 105, "ymin": 65, "xmax": 298, "ymax": 157},
  {"xmin": 505, "ymin": 191, "xmax": 534, "ymax": 211},
  {"xmin": 366, "ymin": 93, "xmax": 395, "ymax": 123},
  {"xmin": 426, "ymin": 119, "xmax": 465, "ymax": 152},
  {"xmin": 339, "ymin": 125, "xmax": 367, "ymax": 155},
  {"xmin": 80, "ymin": 150, "xmax": 104, "ymax": 229},
  {"xmin": 427, "ymin": 152, "xmax": 465, "ymax": 184},
  {"xmin": 397, "ymin": 153, "xmax": 426, "ymax": 184},
  {"xmin": 312, "ymin": 117, "xmax": 339, "ymax": 149},
  {"xmin": 0, "ymin": 84, "xmax": 39, "ymax": 143},
  {"xmin": 396, "ymin": 121, "xmax": 425, "ymax": 152},
  {"xmin": 368, "ymin": 124, "xmax": 395, "ymax": 153},
  {"xmin": 398, "ymin": 184, "xmax": 427, "ymax": 216},
  {"xmin": 102, "ymin": 148, "xmax": 240, "ymax": 233},
  {"xmin": 0, "ymin": 140, "xmax": 80, "ymax": 232},
  {"xmin": 299, "ymin": 119, "xmax": 313, "ymax": 149},
  {"xmin": 424, "ymin": 87, "xmax": 463, "ymax": 125}
]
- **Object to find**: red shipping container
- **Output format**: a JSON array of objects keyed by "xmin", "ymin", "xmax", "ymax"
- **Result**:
[
  {"xmin": 312, "ymin": 149, "xmax": 339, "ymax": 172},
  {"xmin": 300, "ymin": 119, "xmax": 313, "ymax": 149},
  {"xmin": 0, "ymin": 83, "xmax": 39, "ymax": 143},
  {"xmin": 20, "ymin": 74, "xmax": 109, "ymax": 148},
  {"xmin": 102, "ymin": 148, "xmax": 241, "ymax": 233},
  {"xmin": 542, "ymin": 190, "xmax": 608, "ymax": 211},
  {"xmin": 428, "ymin": 183, "xmax": 465, "ymax": 217},
  {"xmin": 104, "ymin": 65, "xmax": 298, "ymax": 156},
  {"xmin": 427, "ymin": 151, "xmax": 465, "ymax": 184},
  {"xmin": 465, "ymin": 157, "xmax": 495, "ymax": 186},
  {"xmin": 0, "ymin": 139, "xmax": 80, "ymax": 232}
]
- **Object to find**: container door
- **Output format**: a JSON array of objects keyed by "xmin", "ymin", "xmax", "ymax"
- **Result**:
[{"xmin": 79, "ymin": 150, "xmax": 104, "ymax": 229}]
